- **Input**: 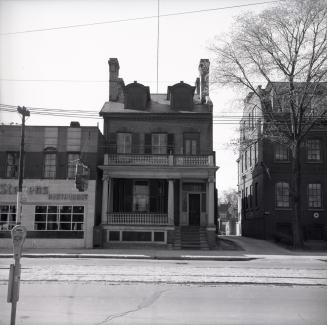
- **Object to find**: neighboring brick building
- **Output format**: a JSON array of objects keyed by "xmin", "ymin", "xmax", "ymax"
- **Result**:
[
  {"xmin": 0, "ymin": 123, "xmax": 104, "ymax": 248},
  {"xmin": 238, "ymin": 83, "xmax": 327, "ymax": 242},
  {"xmin": 98, "ymin": 58, "xmax": 218, "ymax": 248}
]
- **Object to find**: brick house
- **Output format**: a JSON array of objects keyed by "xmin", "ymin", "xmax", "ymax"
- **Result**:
[
  {"xmin": 0, "ymin": 123, "xmax": 104, "ymax": 248},
  {"xmin": 238, "ymin": 83, "xmax": 327, "ymax": 242},
  {"xmin": 98, "ymin": 58, "xmax": 218, "ymax": 248}
]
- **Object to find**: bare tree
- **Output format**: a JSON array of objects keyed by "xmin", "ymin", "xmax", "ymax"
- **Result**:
[{"xmin": 210, "ymin": 0, "xmax": 327, "ymax": 248}]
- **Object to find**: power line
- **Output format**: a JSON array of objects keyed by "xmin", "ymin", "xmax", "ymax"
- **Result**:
[{"xmin": 0, "ymin": 1, "xmax": 277, "ymax": 36}]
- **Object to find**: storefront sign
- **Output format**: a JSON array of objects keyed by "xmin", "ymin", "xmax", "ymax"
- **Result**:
[
  {"xmin": 48, "ymin": 193, "xmax": 88, "ymax": 201},
  {"xmin": 0, "ymin": 184, "xmax": 48, "ymax": 195}
]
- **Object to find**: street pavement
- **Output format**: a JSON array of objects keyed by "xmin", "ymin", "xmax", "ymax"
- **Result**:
[{"xmin": 0, "ymin": 236, "xmax": 327, "ymax": 324}]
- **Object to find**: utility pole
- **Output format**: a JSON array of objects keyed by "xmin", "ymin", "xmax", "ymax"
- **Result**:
[{"xmin": 16, "ymin": 106, "xmax": 30, "ymax": 225}]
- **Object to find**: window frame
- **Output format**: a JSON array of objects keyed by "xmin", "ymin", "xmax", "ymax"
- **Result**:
[
  {"xmin": 274, "ymin": 143, "xmax": 289, "ymax": 162},
  {"xmin": 0, "ymin": 205, "xmax": 16, "ymax": 230},
  {"xmin": 132, "ymin": 180, "xmax": 150, "ymax": 212},
  {"xmin": 34, "ymin": 205, "xmax": 84, "ymax": 231},
  {"xmin": 151, "ymin": 133, "xmax": 168, "ymax": 155},
  {"xmin": 67, "ymin": 152, "xmax": 80, "ymax": 179},
  {"xmin": 307, "ymin": 183, "xmax": 323, "ymax": 209},
  {"xmin": 43, "ymin": 148, "xmax": 57, "ymax": 179},
  {"xmin": 275, "ymin": 181, "xmax": 291, "ymax": 209},
  {"xmin": 306, "ymin": 139, "xmax": 322, "ymax": 162},
  {"xmin": 117, "ymin": 132, "xmax": 132, "ymax": 154},
  {"xmin": 6, "ymin": 151, "xmax": 19, "ymax": 179}
]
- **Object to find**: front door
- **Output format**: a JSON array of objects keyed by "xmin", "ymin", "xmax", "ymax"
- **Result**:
[{"xmin": 189, "ymin": 194, "xmax": 200, "ymax": 225}]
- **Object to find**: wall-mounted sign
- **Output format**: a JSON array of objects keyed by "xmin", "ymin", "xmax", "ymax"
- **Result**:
[
  {"xmin": 48, "ymin": 193, "xmax": 88, "ymax": 201},
  {"xmin": 0, "ymin": 184, "xmax": 48, "ymax": 195}
]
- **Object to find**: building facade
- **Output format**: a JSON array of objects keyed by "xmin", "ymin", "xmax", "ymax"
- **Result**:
[
  {"xmin": 238, "ymin": 83, "xmax": 327, "ymax": 242},
  {"xmin": 98, "ymin": 58, "xmax": 218, "ymax": 248},
  {"xmin": 0, "ymin": 123, "xmax": 104, "ymax": 248}
]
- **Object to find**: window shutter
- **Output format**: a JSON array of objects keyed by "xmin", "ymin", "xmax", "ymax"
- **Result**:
[
  {"xmin": 167, "ymin": 134, "xmax": 174, "ymax": 154},
  {"xmin": 132, "ymin": 133, "xmax": 139, "ymax": 154},
  {"xmin": 108, "ymin": 133, "xmax": 117, "ymax": 154},
  {"xmin": 144, "ymin": 134, "xmax": 152, "ymax": 154},
  {"xmin": 125, "ymin": 179, "xmax": 133, "ymax": 212}
]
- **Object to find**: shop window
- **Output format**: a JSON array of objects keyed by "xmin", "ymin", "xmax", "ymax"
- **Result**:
[
  {"xmin": 275, "ymin": 182, "xmax": 290, "ymax": 208},
  {"xmin": 6, "ymin": 152, "xmax": 19, "ymax": 178},
  {"xmin": 307, "ymin": 139, "xmax": 321, "ymax": 161},
  {"xmin": 34, "ymin": 205, "xmax": 84, "ymax": 231},
  {"xmin": 117, "ymin": 133, "xmax": 132, "ymax": 154},
  {"xmin": 308, "ymin": 184, "xmax": 322, "ymax": 208},
  {"xmin": 67, "ymin": 153, "xmax": 80, "ymax": 179},
  {"xmin": 0, "ymin": 205, "xmax": 16, "ymax": 230}
]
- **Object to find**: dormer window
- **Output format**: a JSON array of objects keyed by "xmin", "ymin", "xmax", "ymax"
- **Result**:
[
  {"xmin": 168, "ymin": 82, "xmax": 195, "ymax": 110},
  {"xmin": 124, "ymin": 82, "xmax": 150, "ymax": 110}
]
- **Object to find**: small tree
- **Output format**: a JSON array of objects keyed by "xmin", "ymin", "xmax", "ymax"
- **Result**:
[{"xmin": 210, "ymin": 0, "xmax": 327, "ymax": 248}]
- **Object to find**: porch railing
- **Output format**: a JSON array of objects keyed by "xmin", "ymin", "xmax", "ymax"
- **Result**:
[
  {"xmin": 107, "ymin": 213, "xmax": 169, "ymax": 225},
  {"xmin": 105, "ymin": 154, "xmax": 215, "ymax": 167}
]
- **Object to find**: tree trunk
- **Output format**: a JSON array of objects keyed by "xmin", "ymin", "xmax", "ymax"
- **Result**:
[{"xmin": 291, "ymin": 142, "xmax": 304, "ymax": 249}]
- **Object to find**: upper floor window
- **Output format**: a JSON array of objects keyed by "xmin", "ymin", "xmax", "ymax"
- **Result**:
[
  {"xmin": 117, "ymin": 133, "xmax": 132, "ymax": 154},
  {"xmin": 6, "ymin": 152, "xmax": 19, "ymax": 178},
  {"xmin": 307, "ymin": 139, "xmax": 321, "ymax": 161},
  {"xmin": 184, "ymin": 133, "xmax": 199, "ymax": 155},
  {"xmin": 152, "ymin": 133, "xmax": 167, "ymax": 154},
  {"xmin": 276, "ymin": 182, "xmax": 290, "ymax": 208},
  {"xmin": 308, "ymin": 183, "xmax": 322, "ymax": 208},
  {"xmin": 44, "ymin": 149, "xmax": 56, "ymax": 179},
  {"xmin": 67, "ymin": 153, "xmax": 80, "ymax": 179},
  {"xmin": 244, "ymin": 150, "xmax": 248, "ymax": 170},
  {"xmin": 274, "ymin": 143, "xmax": 289, "ymax": 161}
]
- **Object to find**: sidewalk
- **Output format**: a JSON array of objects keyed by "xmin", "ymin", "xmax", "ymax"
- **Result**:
[{"xmin": 1, "ymin": 236, "xmax": 326, "ymax": 261}]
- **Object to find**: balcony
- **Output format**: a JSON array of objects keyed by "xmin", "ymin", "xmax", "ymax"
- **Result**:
[
  {"xmin": 107, "ymin": 213, "xmax": 169, "ymax": 225},
  {"xmin": 105, "ymin": 154, "xmax": 215, "ymax": 167}
]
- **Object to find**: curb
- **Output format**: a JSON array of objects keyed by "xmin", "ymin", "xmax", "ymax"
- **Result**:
[{"xmin": 0, "ymin": 253, "xmax": 259, "ymax": 262}]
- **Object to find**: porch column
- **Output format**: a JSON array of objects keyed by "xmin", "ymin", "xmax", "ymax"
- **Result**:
[
  {"xmin": 208, "ymin": 177, "xmax": 215, "ymax": 226},
  {"xmin": 102, "ymin": 176, "xmax": 110, "ymax": 224},
  {"xmin": 168, "ymin": 179, "xmax": 174, "ymax": 225}
]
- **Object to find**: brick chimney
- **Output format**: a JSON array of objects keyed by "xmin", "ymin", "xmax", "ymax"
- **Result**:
[
  {"xmin": 108, "ymin": 58, "xmax": 120, "ymax": 101},
  {"xmin": 198, "ymin": 59, "xmax": 210, "ymax": 104}
]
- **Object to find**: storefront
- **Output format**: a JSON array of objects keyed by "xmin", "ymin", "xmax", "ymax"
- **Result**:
[{"xmin": 0, "ymin": 179, "xmax": 96, "ymax": 248}]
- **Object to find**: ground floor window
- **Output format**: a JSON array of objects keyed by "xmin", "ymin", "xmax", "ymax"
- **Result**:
[
  {"xmin": 133, "ymin": 181, "xmax": 149, "ymax": 212},
  {"xmin": 34, "ymin": 205, "xmax": 84, "ymax": 231},
  {"xmin": 0, "ymin": 205, "xmax": 16, "ymax": 230},
  {"xmin": 275, "ymin": 182, "xmax": 290, "ymax": 208},
  {"xmin": 308, "ymin": 183, "xmax": 322, "ymax": 208}
]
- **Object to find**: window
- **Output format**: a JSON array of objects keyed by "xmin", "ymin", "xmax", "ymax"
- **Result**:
[
  {"xmin": 307, "ymin": 139, "xmax": 321, "ymax": 161},
  {"xmin": 276, "ymin": 182, "xmax": 290, "ymax": 208},
  {"xmin": 6, "ymin": 152, "xmax": 19, "ymax": 178},
  {"xmin": 245, "ymin": 187, "xmax": 248, "ymax": 209},
  {"xmin": 254, "ymin": 183, "xmax": 258, "ymax": 207},
  {"xmin": 255, "ymin": 141, "xmax": 258, "ymax": 163},
  {"xmin": 67, "ymin": 153, "xmax": 80, "ymax": 179},
  {"xmin": 249, "ymin": 185, "xmax": 253, "ymax": 208},
  {"xmin": 44, "ymin": 151, "xmax": 56, "ymax": 178},
  {"xmin": 244, "ymin": 150, "xmax": 248, "ymax": 170},
  {"xmin": 308, "ymin": 184, "xmax": 322, "ymax": 208},
  {"xmin": 117, "ymin": 133, "xmax": 132, "ymax": 154},
  {"xmin": 0, "ymin": 205, "xmax": 16, "ymax": 230},
  {"xmin": 275, "ymin": 144, "xmax": 288, "ymax": 161},
  {"xmin": 185, "ymin": 139, "xmax": 197, "ymax": 155},
  {"xmin": 152, "ymin": 133, "xmax": 167, "ymax": 154},
  {"xmin": 133, "ymin": 181, "xmax": 149, "ymax": 212},
  {"xmin": 249, "ymin": 146, "xmax": 252, "ymax": 167},
  {"xmin": 34, "ymin": 205, "xmax": 84, "ymax": 231}
]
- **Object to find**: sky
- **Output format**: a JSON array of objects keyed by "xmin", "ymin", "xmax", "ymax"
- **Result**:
[{"xmin": 0, "ymin": 0, "xmax": 273, "ymax": 193}]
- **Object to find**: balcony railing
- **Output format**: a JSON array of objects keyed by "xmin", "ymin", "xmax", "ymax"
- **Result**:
[
  {"xmin": 105, "ymin": 154, "xmax": 215, "ymax": 167},
  {"xmin": 107, "ymin": 213, "xmax": 169, "ymax": 225}
]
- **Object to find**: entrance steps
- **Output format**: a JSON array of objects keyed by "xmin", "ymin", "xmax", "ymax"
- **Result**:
[{"xmin": 173, "ymin": 226, "xmax": 210, "ymax": 250}]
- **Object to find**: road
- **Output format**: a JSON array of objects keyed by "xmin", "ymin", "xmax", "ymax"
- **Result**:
[{"xmin": 0, "ymin": 256, "xmax": 327, "ymax": 324}]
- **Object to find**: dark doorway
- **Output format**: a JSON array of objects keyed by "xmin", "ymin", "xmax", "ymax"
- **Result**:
[{"xmin": 189, "ymin": 194, "xmax": 200, "ymax": 225}]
